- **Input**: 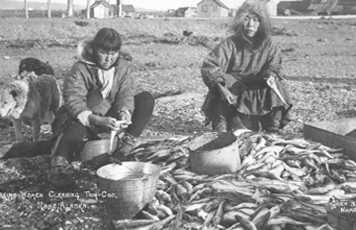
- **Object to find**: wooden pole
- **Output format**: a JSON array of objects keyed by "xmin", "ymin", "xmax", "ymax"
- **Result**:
[
  {"xmin": 24, "ymin": 0, "xmax": 29, "ymax": 19},
  {"xmin": 47, "ymin": 0, "xmax": 52, "ymax": 18}
]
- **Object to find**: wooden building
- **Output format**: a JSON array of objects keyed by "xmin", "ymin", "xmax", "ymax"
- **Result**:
[
  {"xmin": 197, "ymin": 0, "xmax": 230, "ymax": 17},
  {"xmin": 90, "ymin": 0, "xmax": 112, "ymax": 18},
  {"xmin": 122, "ymin": 4, "xmax": 135, "ymax": 18},
  {"xmin": 175, "ymin": 7, "xmax": 198, "ymax": 17}
]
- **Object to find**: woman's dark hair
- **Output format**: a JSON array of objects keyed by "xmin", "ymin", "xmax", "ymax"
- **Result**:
[{"xmin": 91, "ymin": 28, "xmax": 122, "ymax": 51}]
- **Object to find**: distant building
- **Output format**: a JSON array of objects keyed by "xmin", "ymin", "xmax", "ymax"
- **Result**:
[
  {"xmin": 229, "ymin": 8, "xmax": 237, "ymax": 17},
  {"xmin": 90, "ymin": 0, "xmax": 112, "ymax": 18},
  {"xmin": 266, "ymin": 0, "xmax": 283, "ymax": 16},
  {"xmin": 165, "ymin": 9, "xmax": 176, "ymax": 17},
  {"xmin": 175, "ymin": 7, "xmax": 198, "ymax": 17},
  {"xmin": 277, "ymin": 0, "xmax": 356, "ymax": 15},
  {"xmin": 197, "ymin": 0, "xmax": 229, "ymax": 17},
  {"xmin": 307, "ymin": 0, "xmax": 342, "ymax": 14},
  {"xmin": 277, "ymin": 0, "xmax": 311, "ymax": 15},
  {"xmin": 122, "ymin": 4, "xmax": 135, "ymax": 18}
]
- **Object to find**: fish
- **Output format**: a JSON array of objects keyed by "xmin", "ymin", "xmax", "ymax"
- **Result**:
[
  {"xmin": 267, "ymin": 216, "xmax": 310, "ymax": 226},
  {"xmin": 251, "ymin": 207, "xmax": 271, "ymax": 229},
  {"xmin": 127, "ymin": 215, "xmax": 176, "ymax": 230},
  {"xmin": 308, "ymin": 184, "xmax": 336, "ymax": 195},
  {"xmin": 156, "ymin": 180, "xmax": 168, "ymax": 190},
  {"xmin": 155, "ymin": 190, "xmax": 172, "ymax": 205},
  {"xmin": 242, "ymin": 162, "xmax": 275, "ymax": 177},
  {"xmin": 281, "ymin": 162, "xmax": 306, "ymax": 177},
  {"xmin": 292, "ymin": 189, "xmax": 345, "ymax": 204},
  {"xmin": 173, "ymin": 168, "xmax": 200, "ymax": 177},
  {"xmin": 112, "ymin": 219, "xmax": 156, "ymax": 229},
  {"xmin": 220, "ymin": 211, "xmax": 246, "ymax": 227},
  {"xmin": 125, "ymin": 131, "xmax": 356, "ymax": 230},
  {"xmin": 190, "ymin": 182, "xmax": 207, "ymax": 192},
  {"xmin": 257, "ymin": 151, "xmax": 279, "ymax": 163},
  {"xmin": 160, "ymin": 162, "xmax": 177, "ymax": 175},
  {"xmin": 284, "ymin": 160, "xmax": 302, "ymax": 168},
  {"xmin": 204, "ymin": 199, "xmax": 222, "ymax": 212},
  {"xmin": 225, "ymin": 202, "xmax": 258, "ymax": 212},
  {"xmin": 282, "ymin": 210, "xmax": 326, "ymax": 225},
  {"xmin": 208, "ymin": 181, "xmax": 255, "ymax": 197},
  {"xmin": 253, "ymin": 146, "xmax": 284, "ymax": 159},
  {"xmin": 298, "ymin": 201, "xmax": 327, "ymax": 215},
  {"xmin": 241, "ymin": 154, "xmax": 257, "ymax": 167},
  {"xmin": 274, "ymin": 139, "xmax": 310, "ymax": 148},
  {"xmin": 318, "ymin": 149, "xmax": 334, "ymax": 159},
  {"xmin": 302, "ymin": 158, "xmax": 319, "ymax": 172},
  {"xmin": 180, "ymin": 180, "xmax": 194, "ymax": 196},
  {"xmin": 173, "ymin": 174, "xmax": 209, "ymax": 183},
  {"xmin": 146, "ymin": 198, "xmax": 159, "ymax": 215},
  {"xmin": 197, "ymin": 208, "xmax": 209, "ymax": 220},
  {"xmin": 203, "ymin": 209, "xmax": 217, "ymax": 227},
  {"xmin": 160, "ymin": 173, "xmax": 178, "ymax": 185},
  {"xmin": 157, "ymin": 204, "xmax": 174, "ymax": 216},
  {"xmin": 336, "ymin": 182, "xmax": 356, "ymax": 189},
  {"xmin": 141, "ymin": 210, "xmax": 160, "ymax": 221},
  {"xmin": 254, "ymin": 136, "xmax": 268, "ymax": 152},
  {"xmin": 314, "ymin": 224, "xmax": 336, "ymax": 230},
  {"xmin": 188, "ymin": 187, "xmax": 213, "ymax": 202},
  {"xmin": 268, "ymin": 205, "xmax": 281, "ymax": 219},
  {"xmin": 317, "ymin": 145, "xmax": 344, "ymax": 153},
  {"xmin": 225, "ymin": 222, "xmax": 244, "ymax": 230},
  {"xmin": 142, "ymin": 149, "xmax": 172, "ymax": 162},
  {"xmin": 249, "ymin": 171, "xmax": 284, "ymax": 182},
  {"xmin": 241, "ymin": 162, "xmax": 267, "ymax": 174},
  {"xmin": 235, "ymin": 212, "xmax": 258, "ymax": 230},
  {"xmin": 180, "ymin": 198, "xmax": 212, "ymax": 212},
  {"xmin": 213, "ymin": 200, "xmax": 225, "ymax": 227}
]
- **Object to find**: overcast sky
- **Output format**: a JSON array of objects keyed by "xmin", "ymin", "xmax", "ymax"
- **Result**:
[{"xmin": 12, "ymin": 0, "xmax": 243, "ymax": 11}]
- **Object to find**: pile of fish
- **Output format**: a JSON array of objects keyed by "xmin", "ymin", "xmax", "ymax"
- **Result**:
[{"xmin": 112, "ymin": 130, "xmax": 356, "ymax": 230}]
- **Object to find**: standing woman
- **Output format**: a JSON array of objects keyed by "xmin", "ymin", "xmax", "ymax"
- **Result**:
[
  {"xmin": 49, "ymin": 28, "xmax": 154, "ymax": 187},
  {"xmin": 201, "ymin": 0, "xmax": 293, "ymax": 133}
]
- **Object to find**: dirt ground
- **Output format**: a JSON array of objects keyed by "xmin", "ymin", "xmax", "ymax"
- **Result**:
[
  {"xmin": 1, "ymin": 17, "xmax": 356, "ymax": 140},
  {"xmin": 1, "ymin": 17, "xmax": 356, "ymax": 229}
]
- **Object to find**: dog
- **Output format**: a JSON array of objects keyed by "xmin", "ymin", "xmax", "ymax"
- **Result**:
[
  {"xmin": 17, "ymin": 57, "xmax": 55, "ymax": 81},
  {"xmin": 0, "ymin": 74, "xmax": 61, "ymax": 142}
]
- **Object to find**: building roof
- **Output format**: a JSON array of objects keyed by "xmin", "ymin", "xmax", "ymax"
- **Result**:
[
  {"xmin": 197, "ymin": 0, "xmax": 230, "ymax": 9},
  {"xmin": 90, "ymin": 0, "xmax": 111, "ymax": 9},
  {"xmin": 176, "ymin": 7, "xmax": 189, "ymax": 13},
  {"xmin": 176, "ymin": 7, "xmax": 197, "ymax": 13},
  {"xmin": 122, "ymin": 4, "xmax": 135, "ymax": 12},
  {"xmin": 308, "ymin": 0, "xmax": 340, "ymax": 12}
]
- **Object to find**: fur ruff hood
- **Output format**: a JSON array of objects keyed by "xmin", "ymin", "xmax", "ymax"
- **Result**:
[
  {"xmin": 229, "ymin": 0, "xmax": 272, "ymax": 48},
  {"xmin": 76, "ymin": 38, "xmax": 132, "ymax": 66}
]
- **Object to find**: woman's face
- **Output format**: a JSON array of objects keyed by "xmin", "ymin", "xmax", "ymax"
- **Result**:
[
  {"xmin": 243, "ymin": 13, "xmax": 260, "ymax": 38},
  {"xmin": 95, "ymin": 48, "xmax": 120, "ymax": 70}
]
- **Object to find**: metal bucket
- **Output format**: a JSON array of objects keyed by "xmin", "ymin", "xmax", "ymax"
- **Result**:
[
  {"xmin": 96, "ymin": 162, "xmax": 161, "ymax": 220},
  {"xmin": 188, "ymin": 132, "xmax": 241, "ymax": 175}
]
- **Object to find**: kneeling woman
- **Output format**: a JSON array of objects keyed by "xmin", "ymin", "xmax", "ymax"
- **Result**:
[
  {"xmin": 49, "ymin": 28, "xmax": 154, "ymax": 187},
  {"xmin": 201, "ymin": 0, "xmax": 293, "ymax": 133}
]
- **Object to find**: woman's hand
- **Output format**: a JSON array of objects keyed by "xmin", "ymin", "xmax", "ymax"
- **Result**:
[
  {"xmin": 216, "ymin": 83, "xmax": 235, "ymax": 105},
  {"xmin": 88, "ymin": 114, "xmax": 126, "ymax": 131},
  {"xmin": 117, "ymin": 111, "xmax": 132, "ymax": 129}
]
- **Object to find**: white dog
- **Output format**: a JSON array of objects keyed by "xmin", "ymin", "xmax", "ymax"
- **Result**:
[{"xmin": 0, "ymin": 74, "xmax": 61, "ymax": 142}]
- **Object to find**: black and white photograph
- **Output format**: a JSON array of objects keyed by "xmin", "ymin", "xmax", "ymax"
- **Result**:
[{"xmin": 1, "ymin": 0, "xmax": 356, "ymax": 229}]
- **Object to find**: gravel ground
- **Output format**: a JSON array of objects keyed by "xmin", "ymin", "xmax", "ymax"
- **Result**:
[{"xmin": 1, "ymin": 17, "xmax": 356, "ymax": 229}]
